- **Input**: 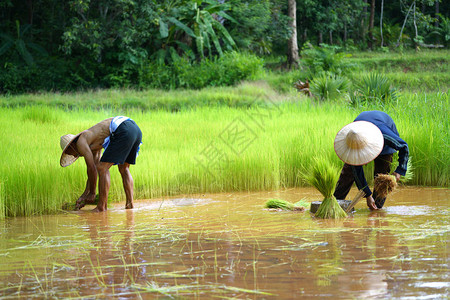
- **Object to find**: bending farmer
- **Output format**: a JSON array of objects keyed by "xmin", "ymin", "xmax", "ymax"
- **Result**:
[
  {"xmin": 333, "ymin": 111, "xmax": 409, "ymax": 210},
  {"xmin": 60, "ymin": 116, "xmax": 142, "ymax": 212}
]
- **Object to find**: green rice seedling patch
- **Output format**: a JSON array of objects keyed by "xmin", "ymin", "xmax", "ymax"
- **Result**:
[{"xmin": 0, "ymin": 88, "xmax": 448, "ymax": 218}]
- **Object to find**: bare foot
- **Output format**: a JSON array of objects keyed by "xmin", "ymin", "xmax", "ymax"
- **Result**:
[
  {"xmin": 92, "ymin": 206, "xmax": 106, "ymax": 212},
  {"xmin": 125, "ymin": 203, "xmax": 134, "ymax": 209}
]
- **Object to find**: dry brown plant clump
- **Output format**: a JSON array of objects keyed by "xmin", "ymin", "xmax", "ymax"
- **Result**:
[
  {"xmin": 293, "ymin": 80, "xmax": 313, "ymax": 97},
  {"xmin": 374, "ymin": 174, "xmax": 397, "ymax": 199}
]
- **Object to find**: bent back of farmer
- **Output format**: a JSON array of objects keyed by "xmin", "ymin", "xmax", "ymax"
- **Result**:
[
  {"xmin": 60, "ymin": 116, "xmax": 142, "ymax": 212},
  {"xmin": 334, "ymin": 110, "xmax": 409, "ymax": 210}
]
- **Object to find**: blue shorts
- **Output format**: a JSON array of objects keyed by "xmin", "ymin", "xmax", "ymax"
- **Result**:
[{"xmin": 101, "ymin": 120, "xmax": 142, "ymax": 165}]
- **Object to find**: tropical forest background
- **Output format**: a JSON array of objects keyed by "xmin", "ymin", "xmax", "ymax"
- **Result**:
[{"xmin": 1, "ymin": 0, "xmax": 449, "ymax": 94}]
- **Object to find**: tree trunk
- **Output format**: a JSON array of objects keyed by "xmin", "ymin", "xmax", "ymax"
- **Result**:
[
  {"xmin": 435, "ymin": 0, "xmax": 439, "ymax": 27},
  {"xmin": 396, "ymin": 1, "xmax": 414, "ymax": 47},
  {"xmin": 360, "ymin": 0, "xmax": 367, "ymax": 43},
  {"xmin": 368, "ymin": 0, "xmax": 375, "ymax": 49},
  {"xmin": 287, "ymin": 0, "xmax": 299, "ymax": 68},
  {"xmin": 319, "ymin": 32, "xmax": 323, "ymax": 44},
  {"xmin": 329, "ymin": 31, "xmax": 333, "ymax": 44},
  {"xmin": 380, "ymin": 0, "xmax": 384, "ymax": 47},
  {"xmin": 344, "ymin": 23, "xmax": 347, "ymax": 42},
  {"xmin": 27, "ymin": 0, "xmax": 34, "ymax": 25},
  {"xmin": 413, "ymin": 1, "xmax": 419, "ymax": 50}
]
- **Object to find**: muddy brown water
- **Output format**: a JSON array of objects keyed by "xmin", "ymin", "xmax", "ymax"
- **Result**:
[{"xmin": 0, "ymin": 187, "xmax": 448, "ymax": 299}]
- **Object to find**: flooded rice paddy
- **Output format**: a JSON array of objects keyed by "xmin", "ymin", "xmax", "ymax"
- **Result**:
[{"xmin": 0, "ymin": 187, "xmax": 448, "ymax": 299}]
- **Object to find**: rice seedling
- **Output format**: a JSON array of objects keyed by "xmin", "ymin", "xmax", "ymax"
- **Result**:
[
  {"xmin": 294, "ymin": 199, "xmax": 310, "ymax": 209},
  {"xmin": 21, "ymin": 105, "xmax": 61, "ymax": 124},
  {"xmin": 345, "ymin": 190, "xmax": 366, "ymax": 213},
  {"xmin": 304, "ymin": 158, "xmax": 347, "ymax": 219},
  {"xmin": 265, "ymin": 198, "xmax": 293, "ymax": 210}
]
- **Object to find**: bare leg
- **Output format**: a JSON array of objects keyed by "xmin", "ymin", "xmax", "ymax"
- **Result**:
[
  {"xmin": 94, "ymin": 161, "xmax": 114, "ymax": 212},
  {"xmin": 119, "ymin": 163, "xmax": 134, "ymax": 209}
]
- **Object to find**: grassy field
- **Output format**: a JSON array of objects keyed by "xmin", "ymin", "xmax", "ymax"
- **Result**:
[
  {"xmin": 264, "ymin": 49, "xmax": 450, "ymax": 93},
  {"xmin": 0, "ymin": 82, "xmax": 274, "ymax": 111},
  {"xmin": 0, "ymin": 50, "xmax": 448, "ymax": 218}
]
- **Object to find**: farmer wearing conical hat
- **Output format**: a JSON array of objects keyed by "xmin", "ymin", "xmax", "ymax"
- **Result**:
[
  {"xmin": 333, "ymin": 111, "xmax": 409, "ymax": 210},
  {"xmin": 60, "ymin": 116, "xmax": 142, "ymax": 212}
]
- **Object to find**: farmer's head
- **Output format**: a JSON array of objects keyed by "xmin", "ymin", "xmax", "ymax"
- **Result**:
[
  {"xmin": 334, "ymin": 121, "xmax": 384, "ymax": 166},
  {"xmin": 60, "ymin": 133, "xmax": 81, "ymax": 167}
]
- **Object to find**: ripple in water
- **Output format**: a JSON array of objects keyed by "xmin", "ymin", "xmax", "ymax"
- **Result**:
[{"xmin": 385, "ymin": 205, "xmax": 433, "ymax": 216}]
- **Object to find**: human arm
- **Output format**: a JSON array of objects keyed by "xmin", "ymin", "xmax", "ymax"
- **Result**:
[
  {"xmin": 351, "ymin": 165, "xmax": 379, "ymax": 210},
  {"xmin": 75, "ymin": 135, "xmax": 99, "ymax": 209},
  {"xmin": 351, "ymin": 165, "xmax": 372, "ymax": 197},
  {"xmin": 382, "ymin": 128, "xmax": 409, "ymax": 176},
  {"xmin": 76, "ymin": 150, "xmax": 101, "ymax": 206}
]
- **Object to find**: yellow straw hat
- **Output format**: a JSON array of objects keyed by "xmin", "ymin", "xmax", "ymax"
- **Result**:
[
  {"xmin": 60, "ymin": 133, "xmax": 81, "ymax": 167},
  {"xmin": 334, "ymin": 121, "xmax": 384, "ymax": 166}
]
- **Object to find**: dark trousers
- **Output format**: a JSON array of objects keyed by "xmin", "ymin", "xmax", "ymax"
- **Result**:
[{"xmin": 333, "ymin": 154, "xmax": 393, "ymax": 208}]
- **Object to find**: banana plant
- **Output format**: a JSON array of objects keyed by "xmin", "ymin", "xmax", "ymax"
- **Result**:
[
  {"xmin": 155, "ymin": 0, "xmax": 236, "ymax": 64},
  {"xmin": 0, "ymin": 20, "xmax": 48, "ymax": 66}
]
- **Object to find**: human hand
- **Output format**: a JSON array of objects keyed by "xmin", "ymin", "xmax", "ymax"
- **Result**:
[
  {"xmin": 393, "ymin": 172, "xmax": 401, "ymax": 182},
  {"xmin": 366, "ymin": 195, "xmax": 378, "ymax": 210}
]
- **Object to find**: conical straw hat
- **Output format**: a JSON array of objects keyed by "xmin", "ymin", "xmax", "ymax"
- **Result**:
[
  {"xmin": 334, "ymin": 121, "xmax": 384, "ymax": 166},
  {"xmin": 60, "ymin": 133, "xmax": 81, "ymax": 167}
]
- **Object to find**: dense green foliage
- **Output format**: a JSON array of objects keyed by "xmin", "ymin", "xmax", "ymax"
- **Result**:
[
  {"xmin": 0, "ymin": 51, "xmax": 264, "ymax": 94},
  {"xmin": 1, "ymin": 0, "xmax": 449, "ymax": 93},
  {"xmin": 351, "ymin": 73, "xmax": 400, "ymax": 105},
  {"xmin": 310, "ymin": 73, "xmax": 350, "ymax": 101}
]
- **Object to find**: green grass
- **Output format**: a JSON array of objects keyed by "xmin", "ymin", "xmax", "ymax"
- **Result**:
[
  {"xmin": 0, "ymin": 82, "xmax": 278, "ymax": 111},
  {"xmin": 265, "ymin": 49, "xmax": 449, "ymax": 93},
  {"xmin": 348, "ymin": 49, "xmax": 450, "ymax": 92}
]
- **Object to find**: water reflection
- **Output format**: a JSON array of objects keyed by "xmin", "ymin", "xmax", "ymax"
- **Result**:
[{"xmin": 0, "ymin": 187, "xmax": 447, "ymax": 299}]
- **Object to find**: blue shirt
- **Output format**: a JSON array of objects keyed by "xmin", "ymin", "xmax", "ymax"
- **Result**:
[{"xmin": 352, "ymin": 111, "xmax": 409, "ymax": 197}]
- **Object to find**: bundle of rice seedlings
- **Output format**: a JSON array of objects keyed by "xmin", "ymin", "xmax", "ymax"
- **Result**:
[
  {"xmin": 294, "ymin": 199, "xmax": 311, "ymax": 210},
  {"xmin": 345, "ymin": 189, "xmax": 366, "ymax": 213},
  {"xmin": 305, "ymin": 159, "xmax": 347, "ymax": 219},
  {"xmin": 265, "ymin": 199, "xmax": 305, "ymax": 211},
  {"xmin": 374, "ymin": 174, "xmax": 397, "ymax": 199},
  {"xmin": 265, "ymin": 199, "xmax": 295, "ymax": 210}
]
